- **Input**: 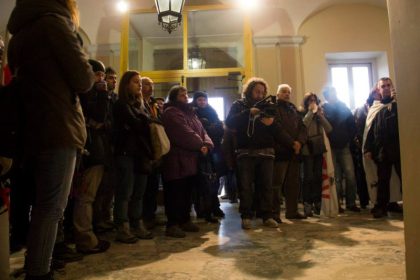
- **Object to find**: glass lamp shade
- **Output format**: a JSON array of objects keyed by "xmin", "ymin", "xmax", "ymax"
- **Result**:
[
  {"xmin": 155, "ymin": 0, "xmax": 185, "ymax": 33},
  {"xmin": 188, "ymin": 47, "xmax": 206, "ymax": 69}
]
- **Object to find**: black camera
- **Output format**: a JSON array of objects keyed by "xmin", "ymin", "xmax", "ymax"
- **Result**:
[{"xmin": 254, "ymin": 95, "xmax": 277, "ymax": 118}]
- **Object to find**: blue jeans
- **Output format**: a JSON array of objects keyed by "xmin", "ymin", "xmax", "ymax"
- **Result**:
[
  {"xmin": 25, "ymin": 148, "xmax": 77, "ymax": 276},
  {"xmin": 114, "ymin": 156, "xmax": 148, "ymax": 226},
  {"xmin": 332, "ymin": 145, "xmax": 357, "ymax": 207}
]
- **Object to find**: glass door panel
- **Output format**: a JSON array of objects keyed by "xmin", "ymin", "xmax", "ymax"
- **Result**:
[
  {"xmin": 129, "ymin": 13, "xmax": 183, "ymax": 71},
  {"xmin": 187, "ymin": 9, "xmax": 244, "ymax": 70}
]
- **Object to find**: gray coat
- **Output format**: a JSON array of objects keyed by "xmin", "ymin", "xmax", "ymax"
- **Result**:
[{"xmin": 301, "ymin": 110, "xmax": 332, "ymax": 156}]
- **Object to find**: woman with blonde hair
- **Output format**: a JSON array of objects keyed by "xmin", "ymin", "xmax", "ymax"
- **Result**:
[{"xmin": 7, "ymin": 0, "xmax": 94, "ymax": 278}]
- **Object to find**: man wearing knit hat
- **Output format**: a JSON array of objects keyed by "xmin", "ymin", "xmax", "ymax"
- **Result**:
[{"xmin": 73, "ymin": 59, "xmax": 111, "ymax": 254}]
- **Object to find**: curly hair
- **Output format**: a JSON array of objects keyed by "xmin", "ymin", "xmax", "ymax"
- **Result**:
[{"xmin": 242, "ymin": 77, "xmax": 268, "ymax": 100}]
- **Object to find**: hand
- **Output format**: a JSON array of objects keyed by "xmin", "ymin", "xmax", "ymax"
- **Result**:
[
  {"xmin": 260, "ymin": 117, "xmax": 274, "ymax": 126},
  {"xmin": 312, "ymin": 103, "xmax": 318, "ymax": 113},
  {"xmin": 308, "ymin": 102, "xmax": 316, "ymax": 111},
  {"xmin": 200, "ymin": 146, "xmax": 209, "ymax": 155},
  {"xmin": 250, "ymin": 108, "xmax": 260, "ymax": 116},
  {"xmin": 364, "ymin": 152, "xmax": 372, "ymax": 160},
  {"xmin": 292, "ymin": 141, "xmax": 301, "ymax": 154},
  {"xmin": 95, "ymin": 122, "xmax": 104, "ymax": 129}
]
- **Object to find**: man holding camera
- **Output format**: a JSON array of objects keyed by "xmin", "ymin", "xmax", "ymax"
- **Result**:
[
  {"xmin": 273, "ymin": 84, "xmax": 307, "ymax": 220},
  {"xmin": 226, "ymin": 77, "xmax": 293, "ymax": 230}
]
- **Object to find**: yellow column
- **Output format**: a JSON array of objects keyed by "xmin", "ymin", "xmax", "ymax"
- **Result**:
[
  {"xmin": 243, "ymin": 13, "xmax": 254, "ymax": 81},
  {"xmin": 119, "ymin": 14, "xmax": 130, "ymax": 75}
]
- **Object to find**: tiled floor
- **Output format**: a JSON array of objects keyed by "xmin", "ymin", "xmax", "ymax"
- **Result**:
[{"xmin": 10, "ymin": 202, "xmax": 405, "ymax": 279}]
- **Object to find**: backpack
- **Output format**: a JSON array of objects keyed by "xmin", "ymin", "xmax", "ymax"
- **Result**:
[{"xmin": 0, "ymin": 78, "xmax": 22, "ymax": 158}]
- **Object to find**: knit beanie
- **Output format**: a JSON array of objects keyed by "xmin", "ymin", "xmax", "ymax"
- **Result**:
[
  {"xmin": 88, "ymin": 59, "xmax": 105, "ymax": 73},
  {"xmin": 193, "ymin": 91, "xmax": 208, "ymax": 103}
]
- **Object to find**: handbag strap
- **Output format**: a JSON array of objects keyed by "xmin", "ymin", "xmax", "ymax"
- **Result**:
[{"xmin": 315, "ymin": 116, "xmax": 322, "ymax": 136}]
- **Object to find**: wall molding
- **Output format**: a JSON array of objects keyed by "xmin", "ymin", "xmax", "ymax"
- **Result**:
[{"xmin": 254, "ymin": 36, "xmax": 305, "ymax": 47}]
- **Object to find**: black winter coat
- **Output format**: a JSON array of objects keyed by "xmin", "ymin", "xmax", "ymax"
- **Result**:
[
  {"xmin": 226, "ymin": 98, "xmax": 293, "ymax": 152},
  {"xmin": 274, "ymin": 100, "xmax": 307, "ymax": 160},
  {"xmin": 322, "ymin": 101, "xmax": 357, "ymax": 149},
  {"xmin": 194, "ymin": 105, "xmax": 224, "ymax": 147},
  {"xmin": 113, "ymin": 100, "xmax": 153, "ymax": 173},
  {"xmin": 364, "ymin": 100, "xmax": 400, "ymax": 163}
]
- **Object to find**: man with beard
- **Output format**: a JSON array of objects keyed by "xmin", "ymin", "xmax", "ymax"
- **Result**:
[
  {"xmin": 92, "ymin": 67, "xmax": 118, "ymax": 233},
  {"xmin": 226, "ymin": 77, "xmax": 293, "ymax": 230}
]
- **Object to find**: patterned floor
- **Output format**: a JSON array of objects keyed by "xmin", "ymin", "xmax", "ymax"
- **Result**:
[{"xmin": 10, "ymin": 202, "xmax": 405, "ymax": 279}]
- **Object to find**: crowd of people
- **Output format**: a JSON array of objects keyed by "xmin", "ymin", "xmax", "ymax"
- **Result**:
[{"xmin": 0, "ymin": 1, "xmax": 402, "ymax": 279}]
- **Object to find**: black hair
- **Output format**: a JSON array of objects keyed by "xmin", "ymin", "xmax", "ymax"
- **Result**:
[{"xmin": 105, "ymin": 67, "xmax": 116, "ymax": 76}]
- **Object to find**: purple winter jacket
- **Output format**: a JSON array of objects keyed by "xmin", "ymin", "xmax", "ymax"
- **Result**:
[{"xmin": 162, "ymin": 102, "xmax": 214, "ymax": 182}]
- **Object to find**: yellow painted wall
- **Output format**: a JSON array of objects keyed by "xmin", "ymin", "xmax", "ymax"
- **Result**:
[
  {"xmin": 255, "ymin": 46, "xmax": 280, "ymax": 96},
  {"xmin": 298, "ymin": 4, "xmax": 394, "ymax": 101}
]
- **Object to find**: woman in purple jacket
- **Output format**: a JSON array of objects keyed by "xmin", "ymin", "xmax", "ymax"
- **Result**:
[{"xmin": 162, "ymin": 86, "xmax": 213, "ymax": 238}]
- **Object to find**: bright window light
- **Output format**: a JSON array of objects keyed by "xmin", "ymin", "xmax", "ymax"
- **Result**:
[
  {"xmin": 235, "ymin": 0, "xmax": 258, "ymax": 10},
  {"xmin": 117, "ymin": 1, "xmax": 129, "ymax": 13},
  {"xmin": 208, "ymin": 97, "xmax": 225, "ymax": 121},
  {"xmin": 330, "ymin": 64, "xmax": 373, "ymax": 110},
  {"xmin": 331, "ymin": 67, "xmax": 351, "ymax": 107}
]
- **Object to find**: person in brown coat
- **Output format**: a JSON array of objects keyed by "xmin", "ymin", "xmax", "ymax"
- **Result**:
[
  {"xmin": 273, "ymin": 84, "xmax": 307, "ymax": 220},
  {"xmin": 7, "ymin": 0, "xmax": 94, "ymax": 278}
]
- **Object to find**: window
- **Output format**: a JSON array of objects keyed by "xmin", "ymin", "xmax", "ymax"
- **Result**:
[
  {"xmin": 208, "ymin": 97, "xmax": 225, "ymax": 121},
  {"xmin": 329, "ymin": 63, "xmax": 373, "ymax": 110}
]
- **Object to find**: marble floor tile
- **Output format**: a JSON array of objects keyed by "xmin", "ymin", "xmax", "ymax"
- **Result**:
[{"xmin": 10, "ymin": 202, "xmax": 405, "ymax": 279}]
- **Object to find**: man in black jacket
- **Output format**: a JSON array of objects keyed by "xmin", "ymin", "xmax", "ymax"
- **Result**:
[
  {"xmin": 273, "ymin": 84, "xmax": 307, "ymax": 220},
  {"xmin": 322, "ymin": 87, "xmax": 360, "ymax": 213},
  {"xmin": 73, "ymin": 59, "xmax": 111, "ymax": 254},
  {"xmin": 364, "ymin": 77, "xmax": 401, "ymax": 218},
  {"xmin": 226, "ymin": 77, "xmax": 292, "ymax": 230},
  {"xmin": 92, "ymin": 67, "xmax": 118, "ymax": 233}
]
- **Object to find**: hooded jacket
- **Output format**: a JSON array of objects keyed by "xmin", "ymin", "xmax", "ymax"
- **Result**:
[{"xmin": 7, "ymin": 0, "xmax": 94, "ymax": 153}]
